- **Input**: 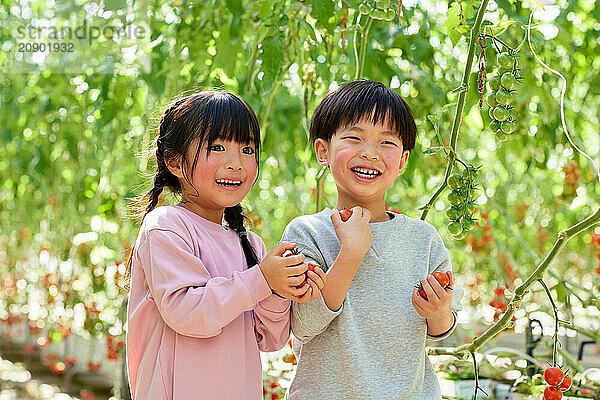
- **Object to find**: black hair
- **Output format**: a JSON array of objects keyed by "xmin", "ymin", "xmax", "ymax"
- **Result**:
[
  {"xmin": 125, "ymin": 91, "xmax": 260, "ymax": 288},
  {"xmin": 310, "ymin": 80, "xmax": 417, "ymax": 151}
]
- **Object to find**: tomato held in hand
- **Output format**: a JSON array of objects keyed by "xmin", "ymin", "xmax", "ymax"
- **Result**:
[
  {"xmin": 339, "ymin": 208, "xmax": 353, "ymax": 222},
  {"xmin": 432, "ymin": 271, "xmax": 451, "ymax": 288},
  {"xmin": 544, "ymin": 367, "xmax": 564, "ymax": 386}
]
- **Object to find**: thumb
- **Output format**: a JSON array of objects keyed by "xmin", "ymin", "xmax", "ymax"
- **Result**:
[{"xmin": 272, "ymin": 241, "xmax": 297, "ymax": 256}]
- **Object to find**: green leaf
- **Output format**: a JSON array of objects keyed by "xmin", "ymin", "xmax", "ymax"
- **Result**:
[
  {"xmin": 445, "ymin": 2, "xmax": 463, "ymax": 47},
  {"xmin": 423, "ymin": 146, "xmax": 453, "ymax": 155},
  {"xmin": 260, "ymin": 33, "xmax": 286, "ymax": 88},
  {"xmin": 308, "ymin": 0, "xmax": 336, "ymax": 34},
  {"xmin": 490, "ymin": 19, "xmax": 519, "ymax": 36}
]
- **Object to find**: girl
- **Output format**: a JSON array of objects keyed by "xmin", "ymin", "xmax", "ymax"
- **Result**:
[{"xmin": 125, "ymin": 91, "xmax": 326, "ymax": 400}]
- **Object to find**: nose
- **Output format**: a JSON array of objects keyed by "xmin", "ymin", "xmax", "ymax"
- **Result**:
[
  {"xmin": 360, "ymin": 142, "xmax": 380, "ymax": 161},
  {"xmin": 226, "ymin": 151, "xmax": 243, "ymax": 171}
]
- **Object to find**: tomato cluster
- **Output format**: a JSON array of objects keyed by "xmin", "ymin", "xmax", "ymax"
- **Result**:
[
  {"xmin": 543, "ymin": 367, "xmax": 572, "ymax": 400},
  {"xmin": 446, "ymin": 166, "xmax": 480, "ymax": 240},
  {"xmin": 487, "ymin": 51, "xmax": 521, "ymax": 141},
  {"xmin": 357, "ymin": 0, "xmax": 395, "ymax": 21},
  {"xmin": 562, "ymin": 161, "xmax": 582, "ymax": 197}
]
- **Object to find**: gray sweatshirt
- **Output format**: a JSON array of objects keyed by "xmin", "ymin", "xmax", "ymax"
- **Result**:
[{"xmin": 281, "ymin": 208, "xmax": 458, "ymax": 400}]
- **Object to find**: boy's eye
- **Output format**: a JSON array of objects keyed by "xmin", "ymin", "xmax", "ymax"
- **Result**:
[
  {"xmin": 382, "ymin": 141, "xmax": 399, "ymax": 147},
  {"xmin": 210, "ymin": 144, "xmax": 225, "ymax": 151},
  {"xmin": 242, "ymin": 146, "xmax": 255, "ymax": 155},
  {"xmin": 343, "ymin": 136, "xmax": 361, "ymax": 141}
]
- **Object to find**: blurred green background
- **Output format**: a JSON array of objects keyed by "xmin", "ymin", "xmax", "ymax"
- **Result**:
[{"xmin": 1, "ymin": 0, "xmax": 599, "ymax": 398}]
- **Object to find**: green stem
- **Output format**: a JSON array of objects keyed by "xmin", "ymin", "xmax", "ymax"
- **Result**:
[
  {"xmin": 357, "ymin": 17, "xmax": 373, "ymax": 79},
  {"xmin": 420, "ymin": 0, "xmax": 490, "ymax": 220},
  {"xmin": 538, "ymin": 279, "xmax": 560, "ymax": 366}
]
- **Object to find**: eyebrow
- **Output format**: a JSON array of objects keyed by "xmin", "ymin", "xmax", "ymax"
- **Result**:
[{"xmin": 342, "ymin": 125, "xmax": 398, "ymax": 137}]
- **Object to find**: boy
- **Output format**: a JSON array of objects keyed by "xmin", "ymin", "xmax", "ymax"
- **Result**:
[{"xmin": 281, "ymin": 80, "xmax": 458, "ymax": 399}]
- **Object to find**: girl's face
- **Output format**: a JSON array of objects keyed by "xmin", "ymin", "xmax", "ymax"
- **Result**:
[{"xmin": 169, "ymin": 139, "xmax": 258, "ymax": 222}]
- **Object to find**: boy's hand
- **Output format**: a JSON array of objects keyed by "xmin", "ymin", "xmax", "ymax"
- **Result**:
[
  {"xmin": 292, "ymin": 264, "xmax": 327, "ymax": 304},
  {"xmin": 260, "ymin": 242, "xmax": 311, "ymax": 300},
  {"xmin": 411, "ymin": 271, "xmax": 454, "ymax": 319},
  {"xmin": 330, "ymin": 206, "xmax": 373, "ymax": 259}
]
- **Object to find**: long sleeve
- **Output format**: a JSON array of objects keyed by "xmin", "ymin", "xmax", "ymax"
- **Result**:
[
  {"xmin": 281, "ymin": 220, "xmax": 343, "ymax": 344},
  {"xmin": 139, "ymin": 228, "xmax": 273, "ymax": 338},
  {"xmin": 250, "ymin": 239, "xmax": 292, "ymax": 352},
  {"xmin": 426, "ymin": 228, "xmax": 459, "ymax": 341}
]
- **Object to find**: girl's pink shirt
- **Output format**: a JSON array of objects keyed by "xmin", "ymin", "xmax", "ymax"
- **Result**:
[{"xmin": 126, "ymin": 205, "xmax": 291, "ymax": 399}]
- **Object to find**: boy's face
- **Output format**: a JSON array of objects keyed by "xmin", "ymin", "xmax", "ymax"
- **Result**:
[{"xmin": 314, "ymin": 117, "xmax": 410, "ymax": 209}]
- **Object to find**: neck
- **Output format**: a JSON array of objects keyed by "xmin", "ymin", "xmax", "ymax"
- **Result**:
[
  {"xmin": 178, "ymin": 200, "xmax": 224, "ymax": 225},
  {"xmin": 334, "ymin": 197, "xmax": 390, "ymax": 222}
]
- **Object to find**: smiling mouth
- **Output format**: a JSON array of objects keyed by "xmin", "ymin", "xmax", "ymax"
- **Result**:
[
  {"xmin": 350, "ymin": 167, "xmax": 381, "ymax": 179},
  {"xmin": 215, "ymin": 179, "xmax": 242, "ymax": 187}
]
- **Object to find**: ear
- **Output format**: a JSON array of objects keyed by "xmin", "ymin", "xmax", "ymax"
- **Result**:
[
  {"xmin": 165, "ymin": 153, "xmax": 184, "ymax": 179},
  {"xmin": 397, "ymin": 150, "xmax": 410, "ymax": 175},
  {"xmin": 314, "ymin": 138, "xmax": 330, "ymax": 167}
]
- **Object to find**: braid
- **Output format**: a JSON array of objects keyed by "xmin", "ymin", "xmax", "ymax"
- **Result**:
[{"xmin": 224, "ymin": 204, "xmax": 259, "ymax": 268}]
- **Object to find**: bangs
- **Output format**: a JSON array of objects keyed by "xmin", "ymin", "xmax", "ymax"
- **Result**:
[{"xmin": 310, "ymin": 80, "xmax": 416, "ymax": 151}]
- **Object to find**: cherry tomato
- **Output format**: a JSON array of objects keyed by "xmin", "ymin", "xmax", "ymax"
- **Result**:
[
  {"xmin": 543, "ymin": 385, "xmax": 563, "ymax": 400},
  {"xmin": 495, "ymin": 130, "xmax": 508, "ymax": 141},
  {"xmin": 433, "ymin": 271, "xmax": 450, "ymax": 288},
  {"xmin": 446, "ymin": 206, "xmax": 461, "ymax": 221},
  {"xmin": 501, "ymin": 72, "xmax": 518, "ymax": 90},
  {"xmin": 418, "ymin": 288, "xmax": 428, "ymax": 300},
  {"xmin": 497, "ymin": 52, "xmax": 514, "ymax": 69},
  {"xmin": 339, "ymin": 208, "xmax": 353, "ymax": 222},
  {"xmin": 495, "ymin": 89, "xmax": 512, "ymax": 106},
  {"xmin": 493, "ymin": 106, "xmax": 509, "ymax": 122},
  {"xmin": 559, "ymin": 376, "xmax": 572, "ymax": 391},
  {"xmin": 501, "ymin": 120, "xmax": 516, "ymax": 134},
  {"xmin": 544, "ymin": 367, "xmax": 564, "ymax": 386},
  {"xmin": 488, "ymin": 75, "xmax": 501, "ymax": 91},
  {"xmin": 448, "ymin": 190, "xmax": 463, "ymax": 206},
  {"xmin": 448, "ymin": 221, "xmax": 462, "ymax": 236}
]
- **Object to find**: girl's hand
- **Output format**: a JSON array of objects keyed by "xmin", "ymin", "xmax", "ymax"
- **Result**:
[
  {"xmin": 260, "ymin": 242, "xmax": 310, "ymax": 300},
  {"xmin": 292, "ymin": 264, "xmax": 327, "ymax": 304},
  {"xmin": 330, "ymin": 206, "xmax": 372, "ymax": 259},
  {"xmin": 411, "ymin": 271, "xmax": 454, "ymax": 319}
]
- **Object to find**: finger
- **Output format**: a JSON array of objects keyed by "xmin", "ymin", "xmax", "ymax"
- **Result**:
[
  {"xmin": 286, "ymin": 283, "xmax": 310, "ymax": 298},
  {"xmin": 282, "ymin": 254, "xmax": 306, "ymax": 267},
  {"xmin": 295, "ymin": 287, "xmax": 313, "ymax": 303},
  {"xmin": 273, "ymin": 241, "xmax": 297, "ymax": 256},
  {"xmin": 306, "ymin": 271, "xmax": 325, "ymax": 290},
  {"xmin": 289, "ymin": 275, "xmax": 306, "ymax": 286},
  {"xmin": 305, "ymin": 277, "xmax": 320, "ymax": 296},
  {"xmin": 285, "ymin": 262, "xmax": 308, "ymax": 275},
  {"xmin": 422, "ymin": 277, "xmax": 442, "ymax": 302},
  {"xmin": 412, "ymin": 289, "xmax": 426, "ymax": 314}
]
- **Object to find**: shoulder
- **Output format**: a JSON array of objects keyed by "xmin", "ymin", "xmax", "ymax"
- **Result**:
[
  {"xmin": 283, "ymin": 209, "xmax": 332, "ymax": 238},
  {"xmin": 246, "ymin": 230, "xmax": 267, "ymax": 252},
  {"xmin": 142, "ymin": 206, "xmax": 190, "ymax": 232},
  {"xmin": 397, "ymin": 214, "xmax": 445, "ymax": 245}
]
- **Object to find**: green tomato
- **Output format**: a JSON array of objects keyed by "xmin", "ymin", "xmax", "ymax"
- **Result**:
[
  {"xmin": 498, "ymin": 65, "xmax": 512, "ymax": 75},
  {"xmin": 486, "ymin": 93, "xmax": 498, "ymax": 108},
  {"xmin": 501, "ymin": 120, "xmax": 516, "ymax": 134},
  {"xmin": 488, "ymin": 75, "xmax": 501, "ymax": 91},
  {"xmin": 447, "ymin": 173, "xmax": 463, "ymax": 190},
  {"xmin": 489, "ymin": 119, "xmax": 500, "ymax": 133},
  {"xmin": 497, "ymin": 52, "xmax": 514, "ymax": 69},
  {"xmin": 493, "ymin": 106, "xmax": 509, "ymax": 122},
  {"xmin": 495, "ymin": 89, "xmax": 512, "ymax": 106},
  {"xmin": 509, "ymin": 109, "xmax": 518, "ymax": 121},
  {"xmin": 448, "ymin": 190, "xmax": 463, "ymax": 206},
  {"xmin": 501, "ymin": 72, "xmax": 518, "ymax": 91},
  {"xmin": 358, "ymin": 4, "xmax": 370, "ymax": 14},
  {"xmin": 453, "ymin": 229, "xmax": 468, "ymax": 240},
  {"xmin": 460, "ymin": 217, "xmax": 477, "ymax": 231},
  {"xmin": 384, "ymin": 9, "xmax": 395, "ymax": 21},
  {"xmin": 376, "ymin": 0, "xmax": 390, "ymax": 9},
  {"xmin": 370, "ymin": 8, "xmax": 386, "ymax": 19},
  {"xmin": 446, "ymin": 206, "xmax": 462, "ymax": 221},
  {"xmin": 489, "ymin": 106, "xmax": 498, "ymax": 120},
  {"xmin": 495, "ymin": 129, "xmax": 508, "ymax": 141},
  {"xmin": 448, "ymin": 221, "xmax": 463, "ymax": 236},
  {"xmin": 464, "ymin": 202, "xmax": 475, "ymax": 215}
]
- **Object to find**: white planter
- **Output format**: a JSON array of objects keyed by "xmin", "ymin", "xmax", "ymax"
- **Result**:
[{"xmin": 439, "ymin": 378, "xmax": 492, "ymax": 399}]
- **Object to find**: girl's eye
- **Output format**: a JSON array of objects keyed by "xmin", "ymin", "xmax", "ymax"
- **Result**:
[
  {"xmin": 210, "ymin": 144, "xmax": 225, "ymax": 151},
  {"xmin": 242, "ymin": 146, "xmax": 255, "ymax": 155}
]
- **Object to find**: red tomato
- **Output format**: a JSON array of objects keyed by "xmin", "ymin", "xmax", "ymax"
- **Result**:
[
  {"xmin": 559, "ymin": 376, "xmax": 572, "ymax": 391},
  {"xmin": 418, "ymin": 288, "xmax": 428, "ymax": 300},
  {"xmin": 544, "ymin": 367, "xmax": 564, "ymax": 386},
  {"xmin": 433, "ymin": 271, "xmax": 450, "ymax": 288},
  {"xmin": 339, "ymin": 208, "xmax": 353, "ymax": 222},
  {"xmin": 544, "ymin": 385, "xmax": 563, "ymax": 400}
]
